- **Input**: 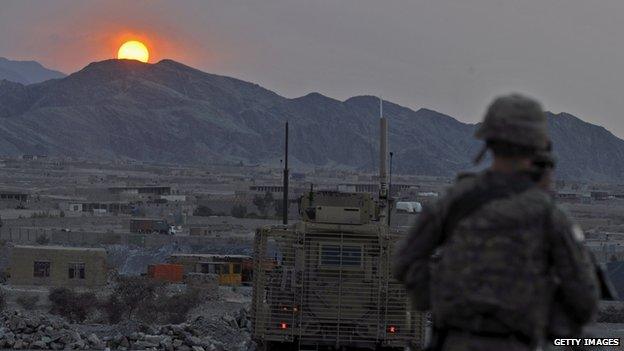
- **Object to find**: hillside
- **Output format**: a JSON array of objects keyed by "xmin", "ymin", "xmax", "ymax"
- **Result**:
[
  {"xmin": 0, "ymin": 58, "xmax": 622, "ymax": 181},
  {"xmin": 0, "ymin": 57, "xmax": 65, "ymax": 84}
]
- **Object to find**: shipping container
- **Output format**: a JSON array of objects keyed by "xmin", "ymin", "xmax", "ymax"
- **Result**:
[
  {"xmin": 130, "ymin": 218, "xmax": 170, "ymax": 234},
  {"xmin": 147, "ymin": 263, "xmax": 184, "ymax": 282}
]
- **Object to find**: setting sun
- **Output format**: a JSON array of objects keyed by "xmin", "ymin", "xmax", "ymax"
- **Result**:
[{"xmin": 117, "ymin": 40, "xmax": 149, "ymax": 63}]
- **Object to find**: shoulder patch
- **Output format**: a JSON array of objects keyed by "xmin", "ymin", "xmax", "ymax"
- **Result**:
[{"xmin": 571, "ymin": 224, "xmax": 585, "ymax": 242}]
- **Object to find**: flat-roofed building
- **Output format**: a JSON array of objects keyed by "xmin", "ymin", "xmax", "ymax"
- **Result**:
[
  {"xmin": 9, "ymin": 245, "xmax": 107, "ymax": 287},
  {"xmin": 0, "ymin": 191, "xmax": 29, "ymax": 202},
  {"xmin": 168, "ymin": 253, "xmax": 253, "ymax": 285},
  {"xmin": 108, "ymin": 186, "xmax": 171, "ymax": 196}
]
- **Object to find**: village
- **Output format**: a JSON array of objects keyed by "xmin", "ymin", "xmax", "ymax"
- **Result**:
[{"xmin": 0, "ymin": 156, "xmax": 623, "ymax": 350}]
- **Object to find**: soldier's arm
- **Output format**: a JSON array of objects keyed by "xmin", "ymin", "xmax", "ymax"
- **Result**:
[
  {"xmin": 393, "ymin": 201, "xmax": 444, "ymax": 288},
  {"xmin": 548, "ymin": 207, "xmax": 600, "ymax": 324}
]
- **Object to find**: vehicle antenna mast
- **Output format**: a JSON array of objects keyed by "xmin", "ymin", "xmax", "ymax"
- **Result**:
[
  {"xmin": 282, "ymin": 121, "xmax": 289, "ymax": 225},
  {"xmin": 378, "ymin": 96, "xmax": 389, "ymax": 223}
]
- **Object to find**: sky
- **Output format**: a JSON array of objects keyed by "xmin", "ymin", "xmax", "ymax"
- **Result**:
[{"xmin": 2, "ymin": 0, "xmax": 624, "ymax": 136}]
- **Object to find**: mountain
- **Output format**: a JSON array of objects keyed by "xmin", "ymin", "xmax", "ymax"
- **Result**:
[
  {"xmin": 0, "ymin": 57, "xmax": 65, "ymax": 84},
  {"xmin": 0, "ymin": 58, "xmax": 622, "ymax": 182}
]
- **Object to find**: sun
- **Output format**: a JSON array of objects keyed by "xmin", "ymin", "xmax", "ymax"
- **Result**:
[{"xmin": 117, "ymin": 40, "xmax": 149, "ymax": 63}]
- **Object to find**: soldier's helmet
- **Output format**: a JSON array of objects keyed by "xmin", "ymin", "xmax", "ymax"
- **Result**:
[{"xmin": 475, "ymin": 93, "xmax": 550, "ymax": 151}]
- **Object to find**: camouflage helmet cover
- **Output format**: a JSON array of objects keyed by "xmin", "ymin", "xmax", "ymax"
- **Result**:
[{"xmin": 475, "ymin": 93, "xmax": 550, "ymax": 150}]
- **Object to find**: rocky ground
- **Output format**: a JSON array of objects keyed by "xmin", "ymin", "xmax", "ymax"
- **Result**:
[
  {"xmin": 0, "ymin": 284, "xmax": 255, "ymax": 350},
  {"xmin": 0, "ymin": 306, "xmax": 253, "ymax": 350}
]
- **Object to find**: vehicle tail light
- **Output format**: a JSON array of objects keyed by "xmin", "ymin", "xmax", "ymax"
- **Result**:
[
  {"xmin": 387, "ymin": 325, "xmax": 397, "ymax": 333},
  {"xmin": 280, "ymin": 322, "xmax": 288, "ymax": 329}
]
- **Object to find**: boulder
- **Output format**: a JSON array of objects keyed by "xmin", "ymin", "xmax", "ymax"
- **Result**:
[
  {"xmin": 184, "ymin": 335, "xmax": 202, "ymax": 346},
  {"xmin": 144, "ymin": 334, "xmax": 164, "ymax": 344},
  {"xmin": 87, "ymin": 333, "xmax": 101, "ymax": 345},
  {"xmin": 31, "ymin": 340, "xmax": 48, "ymax": 349},
  {"xmin": 119, "ymin": 336, "xmax": 130, "ymax": 348},
  {"xmin": 134, "ymin": 340, "xmax": 159, "ymax": 349}
]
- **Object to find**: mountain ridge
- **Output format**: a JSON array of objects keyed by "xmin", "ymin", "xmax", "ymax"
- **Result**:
[
  {"xmin": 0, "ymin": 57, "xmax": 65, "ymax": 85},
  {"xmin": 0, "ymin": 58, "xmax": 622, "ymax": 182}
]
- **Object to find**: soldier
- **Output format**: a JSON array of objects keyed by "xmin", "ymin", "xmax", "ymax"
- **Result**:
[{"xmin": 394, "ymin": 94, "xmax": 600, "ymax": 351}]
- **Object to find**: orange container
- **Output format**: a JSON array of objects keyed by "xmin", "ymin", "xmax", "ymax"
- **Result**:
[{"xmin": 147, "ymin": 263, "xmax": 184, "ymax": 283}]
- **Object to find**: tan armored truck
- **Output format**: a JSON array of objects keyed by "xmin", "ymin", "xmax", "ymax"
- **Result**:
[
  {"xmin": 251, "ymin": 108, "xmax": 426, "ymax": 350},
  {"xmin": 251, "ymin": 191, "xmax": 426, "ymax": 350}
]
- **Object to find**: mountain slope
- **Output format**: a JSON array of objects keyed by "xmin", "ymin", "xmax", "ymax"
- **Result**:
[
  {"xmin": 0, "ymin": 57, "xmax": 65, "ymax": 84},
  {"xmin": 0, "ymin": 58, "xmax": 622, "ymax": 181}
]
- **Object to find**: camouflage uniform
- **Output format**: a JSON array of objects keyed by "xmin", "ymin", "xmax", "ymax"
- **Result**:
[{"xmin": 394, "ymin": 94, "xmax": 600, "ymax": 351}]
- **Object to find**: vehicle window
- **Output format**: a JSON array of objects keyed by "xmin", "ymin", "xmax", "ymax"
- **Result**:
[{"xmin": 321, "ymin": 244, "xmax": 361, "ymax": 267}]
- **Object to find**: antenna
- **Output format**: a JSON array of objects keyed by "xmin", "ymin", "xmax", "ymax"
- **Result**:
[
  {"xmin": 378, "ymin": 96, "xmax": 389, "ymax": 223},
  {"xmin": 282, "ymin": 121, "xmax": 289, "ymax": 225},
  {"xmin": 388, "ymin": 151, "xmax": 394, "ymax": 226}
]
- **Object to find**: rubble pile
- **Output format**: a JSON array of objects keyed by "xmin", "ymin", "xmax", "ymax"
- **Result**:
[
  {"xmin": 105, "ymin": 310, "xmax": 253, "ymax": 351},
  {"xmin": 0, "ymin": 311, "xmax": 104, "ymax": 350},
  {"xmin": 0, "ymin": 308, "xmax": 254, "ymax": 351}
]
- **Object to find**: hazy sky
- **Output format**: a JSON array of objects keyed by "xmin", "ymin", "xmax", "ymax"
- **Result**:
[{"xmin": 2, "ymin": 0, "xmax": 624, "ymax": 136}]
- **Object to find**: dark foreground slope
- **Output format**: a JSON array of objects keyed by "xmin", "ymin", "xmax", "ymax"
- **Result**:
[{"xmin": 0, "ymin": 59, "xmax": 622, "ymax": 181}]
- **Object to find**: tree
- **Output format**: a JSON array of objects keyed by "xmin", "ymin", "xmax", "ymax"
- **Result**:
[
  {"xmin": 105, "ymin": 276, "xmax": 161, "ymax": 322},
  {"xmin": 231, "ymin": 204, "xmax": 248, "ymax": 218},
  {"xmin": 253, "ymin": 195, "xmax": 266, "ymax": 217},
  {"xmin": 273, "ymin": 198, "xmax": 284, "ymax": 216},
  {"xmin": 253, "ymin": 191, "xmax": 275, "ymax": 218},
  {"xmin": 49, "ymin": 288, "xmax": 98, "ymax": 322},
  {"xmin": 193, "ymin": 205, "xmax": 213, "ymax": 217}
]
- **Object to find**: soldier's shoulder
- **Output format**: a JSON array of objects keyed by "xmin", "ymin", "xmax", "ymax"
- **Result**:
[
  {"xmin": 448, "ymin": 171, "xmax": 553, "ymax": 207},
  {"xmin": 521, "ymin": 193, "xmax": 583, "ymax": 239},
  {"xmin": 443, "ymin": 172, "xmax": 481, "ymax": 201},
  {"xmin": 548, "ymin": 203, "xmax": 576, "ymax": 227}
]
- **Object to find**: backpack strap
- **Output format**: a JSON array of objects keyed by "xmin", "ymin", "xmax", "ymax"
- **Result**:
[{"xmin": 441, "ymin": 174, "xmax": 536, "ymax": 243}]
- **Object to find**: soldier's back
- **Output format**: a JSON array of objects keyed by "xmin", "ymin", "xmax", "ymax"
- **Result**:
[{"xmin": 432, "ymin": 171, "xmax": 555, "ymax": 344}]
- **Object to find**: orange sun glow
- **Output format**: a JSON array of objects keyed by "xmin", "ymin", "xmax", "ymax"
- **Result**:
[{"xmin": 117, "ymin": 40, "xmax": 149, "ymax": 62}]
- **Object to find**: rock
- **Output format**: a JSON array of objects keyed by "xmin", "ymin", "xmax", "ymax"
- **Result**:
[
  {"xmin": 222, "ymin": 314, "xmax": 238, "ymax": 328},
  {"xmin": 185, "ymin": 335, "xmax": 202, "ymax": 346},
  {"xmin": 31, "ymin": 340, "xmax": 48, "ymax": 349},
  {"xmin": 22, "ymin": 333, "xmax": 33, "ymax": 343},
  {"xmin": 71, "ymin": 331, "xmax": 83, "ymax": 342},
  {"xmin": 119, "ymin": 337, "xmax": 130, "ymax": 348},
  {"xmin": 13, "ymin": 340, "xmax": 23, "ymax": 349},
  {"xmin": 87, "ymin": 333, "xmax": 101, "ymax": 345},
  {"xmin": 143, "ymin": 325, "xmax": 159, "ymax": 335},
  {"xmin": 161, "ymin": 336, "xmax": 174, "ymax": 351},
  {"xmin": 73, "ymin": 339, "xmax": 86, "ymax": 349},
  {"xmin": 144, "ymin": 334, "xmax": 164, "ymax": 344},
  {"xmin": 170, "ymin": 324, "xmax": 186, "ymax": 336},
  {"xmin": 4, "ymin": 336, "xmax": 15, "ymax": 348},
  {"xmin": 134, "ymin": 340, "xmax": 159, "ymax": 349},
  {"xmin": 173, "ymin": 339, "xmax": 184, "ymax": 348},
  {"xmin": 192, "ymin": 346, "xmax": 205, "ymax": 351},
  {"xmin": 41, "ymin": 336, "xmax": 52, "ymax": 344},
  {"xmin": 50, "ymin": 342, "xmax": 64, "ymax": 350}
]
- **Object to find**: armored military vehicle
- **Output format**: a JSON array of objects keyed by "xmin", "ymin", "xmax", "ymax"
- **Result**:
[{"xmin": 251, "ymin": 108, "xmax": 426, "ymax": 350}]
